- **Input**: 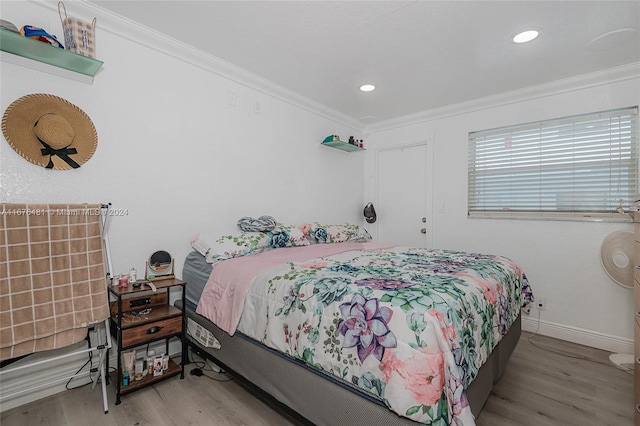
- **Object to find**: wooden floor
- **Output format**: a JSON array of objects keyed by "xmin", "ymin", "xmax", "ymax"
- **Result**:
[
  {"xmin": 476, "ymin": 332, "xmax": 633, "ymax": 426},
  {"xmin": 1, "ymin": 331, "xmax": 633, "ymax": 426}
]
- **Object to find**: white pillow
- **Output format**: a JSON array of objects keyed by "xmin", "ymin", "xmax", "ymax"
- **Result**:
[{"xmin": 191, "ymin": 224, "xmax": 308, "ymax": 263}]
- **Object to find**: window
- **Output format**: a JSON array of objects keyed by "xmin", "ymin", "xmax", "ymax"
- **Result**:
[{"xmin": 468, "ymin": 107, "xmax": 639, "ymax": 220}]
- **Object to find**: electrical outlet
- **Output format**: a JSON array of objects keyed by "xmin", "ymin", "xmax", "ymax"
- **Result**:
[{"xmin": 536, "ymin": 297, "xmax": 546, "ymax": 311}]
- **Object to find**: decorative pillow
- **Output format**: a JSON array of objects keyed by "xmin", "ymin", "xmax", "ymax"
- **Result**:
[
  {"xmin": 191, "ymin": 224, "xmax": 308, "ymax": 263},
  {"xmin": 305, "ymin": 223, "xmax": 372, "ymax": 244},
  {"xmin": 237, "ymin": 215, "xmax": 277, "ymax": 232},
  {"xmin": 267, "ymin": 224, "xmax": 309, "ymax": 248},
  {"xmin": 297, "ymin": 223, "xmax": 316, "ymax": 244},
  {"xmin": 191, "ymin": 230, "xmax": 268, "ymax": 263}
]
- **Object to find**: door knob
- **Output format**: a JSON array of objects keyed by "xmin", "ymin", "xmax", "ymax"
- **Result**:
[
  {"xmin": 422, "ymin": 217, "xmax": 426, "ymax": 223},
  {"xmin": 421, "ymin": 228, "xmax": 426, "ymax": 234}
]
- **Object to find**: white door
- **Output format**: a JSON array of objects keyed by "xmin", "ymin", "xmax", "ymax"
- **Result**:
[{"xmin": 376, "ymin": 143, "xmax": 431, "ymax": 247}]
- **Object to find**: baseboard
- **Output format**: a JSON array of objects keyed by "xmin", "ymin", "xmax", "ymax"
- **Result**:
[{"xmin": 521, "ymin": 314, "xmax": 633, "ymax": 354}]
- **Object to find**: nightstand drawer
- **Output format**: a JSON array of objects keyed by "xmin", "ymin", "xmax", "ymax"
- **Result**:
[{"xmin": 121, "ymin": 316, "xmax": 182, "ymax": 348}]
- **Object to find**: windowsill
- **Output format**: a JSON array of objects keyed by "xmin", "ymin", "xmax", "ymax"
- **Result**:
[{"xmin": 468, "ymin": 212, "xmax": 633, "ymax": 223}]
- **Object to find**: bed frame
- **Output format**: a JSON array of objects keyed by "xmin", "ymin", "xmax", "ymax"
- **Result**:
[{"xmin": 176, "ymin": 300, "xmax": 521, "ymax": 425}]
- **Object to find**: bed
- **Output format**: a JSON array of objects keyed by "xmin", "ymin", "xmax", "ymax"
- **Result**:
[{"xmin": 178, "ymin": 224, "xmax": 533, "ymax": 425}]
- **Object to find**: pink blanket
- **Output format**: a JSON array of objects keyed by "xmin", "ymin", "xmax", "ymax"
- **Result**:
[{"xmin": 196, "ymin": 242, "xmax": 393, "ymax": 335}]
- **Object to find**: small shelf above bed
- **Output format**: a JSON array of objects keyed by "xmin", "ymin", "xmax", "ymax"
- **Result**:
[
  {"xmin": 0, "ymin": 28, "xmax": 103, "ymax": 83},
  {"xmin": 321, "ymin": 140, "xmax": 365, "ymax": 152}
]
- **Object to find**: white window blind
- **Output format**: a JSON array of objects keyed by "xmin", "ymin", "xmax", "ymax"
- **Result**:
[{"xmin": 468, "ymin": 107, "xmax": 639, "ymax": 220}]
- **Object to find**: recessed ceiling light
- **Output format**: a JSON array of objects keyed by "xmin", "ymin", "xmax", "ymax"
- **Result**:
[
  {"xmin": 360, "ymin": 84, "xmax": 375, "ymax": 92},
  {"xmin": 513, "ymin": 29, "xmax": 540, "ymax": 44}
]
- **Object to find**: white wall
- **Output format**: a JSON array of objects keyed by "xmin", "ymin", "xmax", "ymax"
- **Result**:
[
  {"xmin": 1, "ymin": 1, "xmax": 367, "ymax": 277},
  {"xmin": 0, "ymin": 0, "xmax": 366, "ymax": 410},
  {"xmin": 365, "ymin": 70, "xmax": 640, "ymax": 353}
]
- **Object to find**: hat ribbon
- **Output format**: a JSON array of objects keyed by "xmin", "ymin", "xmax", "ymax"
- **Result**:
[{"xmin": 38, "ymin": 139, "xmax": 80, "ymax": 169}]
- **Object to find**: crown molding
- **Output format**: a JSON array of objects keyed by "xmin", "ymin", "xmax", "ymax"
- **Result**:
[
  {"xmin": 367, "ymin": 62, "xmax": 640, "ymax": 133},
  {"xmin": 28, "ymin": 1, "xmax": 638, "ymax": 134},
  {"xmin": 31, "ymin": 0, "xmax": 364, "ymax": 132}
]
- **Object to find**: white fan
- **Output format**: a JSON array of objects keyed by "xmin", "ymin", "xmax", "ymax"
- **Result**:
[{"xmin": 600, "ymin": 230, "xmax": 635, "ymax": 371}]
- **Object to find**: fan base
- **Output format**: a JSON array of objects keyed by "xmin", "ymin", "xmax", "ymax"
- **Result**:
[{"xmin": 609, "ymin": 353, "xmax": 634, "ymax": 371}]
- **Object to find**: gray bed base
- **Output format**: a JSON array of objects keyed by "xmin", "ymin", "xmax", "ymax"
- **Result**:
[{"xmin": 176, "ymin": 300, "xmax": 521, "ymax": 425}]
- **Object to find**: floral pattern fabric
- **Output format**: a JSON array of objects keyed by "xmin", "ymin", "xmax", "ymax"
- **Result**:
[
  {"xmin": 298, "ymin": 222, "xmax": 372, "ymax": 244},
  {"xmin": 237, "ymin": 246, "xmax": 533, "ymax": 425},
  {"xmin": 191, "ymin": 224, "xmax": 309, "ymax": 263}
]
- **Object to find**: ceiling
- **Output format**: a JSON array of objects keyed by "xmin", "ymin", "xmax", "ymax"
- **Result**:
[{"xmin": 90, "ymin": 1, "xmax": 639, "ymax": 125}]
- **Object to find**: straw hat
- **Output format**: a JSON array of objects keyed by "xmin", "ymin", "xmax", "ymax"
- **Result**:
[{"xmin": 2, "ymin": 93, "xmax": 97, "ymax": 170}]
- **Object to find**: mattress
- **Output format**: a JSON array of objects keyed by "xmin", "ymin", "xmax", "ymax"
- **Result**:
[
  {"xmin": 184, "ymin": 244, "xmax": 532, "ymax": 424},
  {"xmin": 182, "ymin": 250, "xmax": 213, "ymax": 310},
  {"xmin": 178, "ymin": 301, "xmax": 521, "ymax": 425}
]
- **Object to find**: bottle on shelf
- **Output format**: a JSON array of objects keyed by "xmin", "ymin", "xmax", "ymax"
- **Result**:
[{"xmin": 146, "ymin": 349, "xmax": 156, "ymax": 375}]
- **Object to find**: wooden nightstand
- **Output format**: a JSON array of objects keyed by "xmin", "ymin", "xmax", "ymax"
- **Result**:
[{"xmin": 107, "ymin": 279, "xmax": 187, "ymax": 405}]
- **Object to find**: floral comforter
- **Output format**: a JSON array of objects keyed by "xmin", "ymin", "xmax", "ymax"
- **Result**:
[{"xmin": 209, "ymin": 245, "xmax": 533, "ymax": 425}]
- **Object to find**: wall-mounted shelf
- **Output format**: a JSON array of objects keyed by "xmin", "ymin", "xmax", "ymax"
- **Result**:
[
  {"xmin": 0, "ymin": 28, "xmax": 103, "ymax": 83},
  {"xmin": 321, "ymin": 140, "xmax": 365, "ymax": 152}
]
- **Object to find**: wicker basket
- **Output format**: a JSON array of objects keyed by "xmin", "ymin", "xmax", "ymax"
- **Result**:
[{"xmin": 58, "ymin": 1, "xmax": 96, "ymax": 58}]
